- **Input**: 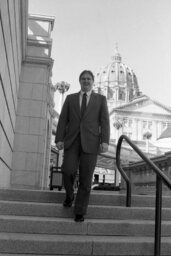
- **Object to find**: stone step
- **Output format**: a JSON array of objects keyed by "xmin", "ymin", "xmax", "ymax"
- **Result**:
[
  {"xmin": 0, "ymin": 215, "xmax": 171, "ymax": 237},
  {"xmin": 133, "ymin": 185, "xmax": 171, "ymax": 196},
  {"xmin": 0, "ymin": 188, "xmax": 171, "ymax": 207},
  {"xmin": 0, "ymin": 255, "xmax": 77, "ymax": 256},
  {"xmin": 0, "ymin": 200, "xmax": 171, "ymax": 220},
  {"xmin": 0, "ymin": 255, "xmax": 74, "ymax": 256},
  {"xmin": 0, "ymin": 232, "xmax": 171, "ymax": 255},
  {"xmin": 0, "ymin": 189, "xmax": 170, "ymax": 256}
]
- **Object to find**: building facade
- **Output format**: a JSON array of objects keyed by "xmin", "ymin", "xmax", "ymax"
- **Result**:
[
  {"xmin": 94, "ymin": 46, "xmax": 171, "ymax": 150},
  {"xmin": 0, "ymin": 0, "xmax": 55, "ymax": 189},
  {"xmin": 93, "ymin": 46, "xmax": 171, "ymax": 185}
]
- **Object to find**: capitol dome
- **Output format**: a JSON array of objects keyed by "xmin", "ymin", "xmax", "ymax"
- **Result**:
[{"xmin": 94, "ymin": 46, "xmax": 141, "ymax": 109}]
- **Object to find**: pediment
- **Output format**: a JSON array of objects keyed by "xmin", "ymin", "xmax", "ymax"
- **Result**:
[
  {"xmin": 110, "ymin": 97, "xmax": 171, "ymax": 116},
  {"xmin": 133, "ymin": 104, "xmax": 171, "ymax": 114}
]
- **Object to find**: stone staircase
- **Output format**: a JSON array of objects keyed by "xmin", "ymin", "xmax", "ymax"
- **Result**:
[{"xmin": 0, "ymin": 189, "xmax": 171, "ymax": 255}]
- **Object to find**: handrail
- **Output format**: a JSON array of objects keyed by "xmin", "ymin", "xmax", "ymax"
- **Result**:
[
  {"xmin": 116, "ymin": 135, "xmax": 171, "ymax": 256},
  {"xmin": 99, "ymin": 153, "xmax": 131, "ymax": 206}
]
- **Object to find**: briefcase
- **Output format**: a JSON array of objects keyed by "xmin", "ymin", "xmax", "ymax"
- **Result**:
[{"xmin": 49, "ymin": 166, "xmax": 63, "ymax": 191}]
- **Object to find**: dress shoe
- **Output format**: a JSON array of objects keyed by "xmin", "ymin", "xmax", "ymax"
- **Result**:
[
  {"xmin": 74, "ymin": 214, "xmax": 84, "ymax": 222},
  {"xmin": 63, "ymin": 195, "xmax": 74, "ymax": 207}
]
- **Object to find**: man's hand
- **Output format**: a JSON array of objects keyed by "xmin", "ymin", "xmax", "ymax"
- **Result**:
[
  {"xmin": 100, "ymin": 143, "xmax": 109, "ymax": 153},
  {"xmin": 56, "ymin": 141, "xmax": 64, "ymax": 150}
]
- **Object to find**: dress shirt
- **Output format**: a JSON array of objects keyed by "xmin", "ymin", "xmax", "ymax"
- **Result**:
[{"xmin": 79, "ymin": 90, "xmax": 92, "ymax": 107}]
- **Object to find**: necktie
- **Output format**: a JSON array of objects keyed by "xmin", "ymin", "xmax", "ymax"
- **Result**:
[{"xmin": 81, "ymin": 93, "xmax": 87, "ymax": 117}]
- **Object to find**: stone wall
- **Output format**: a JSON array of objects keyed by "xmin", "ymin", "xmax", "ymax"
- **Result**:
[
  {"xmin": 122, "ymin": 151, "xmax": 171, "ymax": 193},
  {"xmin": 11, "ymin": 14, "xmax": 55, "ymax": 189},
  {"xmin": 0, "ymin": 0, "xmax": 26, "ymax": 187}
]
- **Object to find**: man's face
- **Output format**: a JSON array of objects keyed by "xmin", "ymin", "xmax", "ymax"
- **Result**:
[{"xmin": 80, "ymin": 73, "xmax": 94, "ymax": 92}]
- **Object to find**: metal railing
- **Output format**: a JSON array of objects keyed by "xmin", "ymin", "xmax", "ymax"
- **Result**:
[{"xmin": 116, "ymin": 135, "xmax": 171, "ymax": 256}]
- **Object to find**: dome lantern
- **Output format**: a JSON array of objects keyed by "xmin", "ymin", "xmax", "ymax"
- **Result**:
[{"xmin": 111, "ymin": 43, "xmax": 122, "ymax": 63}]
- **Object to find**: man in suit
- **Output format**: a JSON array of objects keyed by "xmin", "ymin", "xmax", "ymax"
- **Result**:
[{"xmin": 55, "ymin": 70, "xmax": 110, "ymax": 222}]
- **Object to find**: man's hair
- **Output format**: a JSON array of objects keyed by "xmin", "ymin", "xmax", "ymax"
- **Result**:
[{"xmin": 79, "ymin": 70, "xmax": 94, "ymax": 82}]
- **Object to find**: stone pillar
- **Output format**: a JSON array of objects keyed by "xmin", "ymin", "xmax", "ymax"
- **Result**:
[
  {"xmin": 134, "ymin": 119, "xmax": 138, "ymax": 141},
  {"xmin": 11, "ymin": 15, "xmax": 55, "ymax": 189},
  {"xmin": 137, "ymin": 119, "xmax": 142, "ymax": 140},
  {"xmin": 152, "ymin": 120, "xmax": 157, "ymax": 140}
]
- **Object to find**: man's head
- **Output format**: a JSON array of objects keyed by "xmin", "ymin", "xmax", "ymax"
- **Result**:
[{"xmin": 79, "ymin": 70, "xmax": 94, "ymax": 92}]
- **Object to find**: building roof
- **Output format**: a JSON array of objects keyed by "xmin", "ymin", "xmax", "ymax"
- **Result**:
[
  {"xmin": 110, "ymin": 94, "xmax": 171, "ymax": 116},
  {"xmin": 158, "ymin": 126, "xmax": 171, "ymax": 140}
]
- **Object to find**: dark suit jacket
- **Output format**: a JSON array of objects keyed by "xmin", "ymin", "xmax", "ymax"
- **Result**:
[{"xmin": 55, "ymin": 91, "xmax": 110, "ymax": 154}]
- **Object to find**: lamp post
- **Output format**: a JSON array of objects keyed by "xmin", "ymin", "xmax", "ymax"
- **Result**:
[
  {"xmin": 143, "ymin": 130, "xmax": 152, "ymax": 154},
  {"xmin": 55, "ymin": 81, "xmax": 70, "ymax": 113},
  {"xmin": 113, "ymin": 118, "xmax": 124, "ymax": 187},
  {"xmin": 113, "ymin": 118, "xmax": 123, "ymax": 143},
  {"xmin": 54, "ymin": 81, "xmax": 70, "ymax": 167}
]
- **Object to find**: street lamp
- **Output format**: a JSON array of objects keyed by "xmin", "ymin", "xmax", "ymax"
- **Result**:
[
  {"xmin": 143, "ymin": 130, "xmax": 152, "ymax": 153},
  {"xmin": 113, "ymin": 119, "xmax": 123, "ymax": 129},
  {"xmin": 113, "ymin": 118, "xmax": 123, "ymax": 144},
  {"xmin": 54, "ymin": 81, "xmax": 70, "ymax": 168},
  {"xmin": 55, "ymin": 81, "xmax": 70, "ymax": 112},
  {"xmin": 113, "ymin": 118, "xmax": 124, "ymax": 187}
]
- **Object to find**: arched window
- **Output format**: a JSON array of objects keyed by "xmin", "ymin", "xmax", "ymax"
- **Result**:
[
  {"xmin": 119, "ymin": 70, "xmax": 124, "ymax": 81},
  {"xmin": 108, "ymin": 87, "xmax": 113, "ymax": 99},
  {"xmin": 118, "ymin": 88, "xmax": 125, "ymax": 100}
]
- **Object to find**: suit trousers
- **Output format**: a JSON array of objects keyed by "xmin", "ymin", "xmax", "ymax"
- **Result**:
[{"xmin": 62, "ymin": 135, "xmax": 97, "ymax": 215}]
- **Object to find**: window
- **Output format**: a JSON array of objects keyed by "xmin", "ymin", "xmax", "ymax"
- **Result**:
[
  {"xmin": 143, "ymin": 121, "xmax": 147, "ymax": 129},
  {"xmin": 108, "ymin": 87, "xmax": 113, "ymax": 99},
  {"xmin": 119, "ymin": 70, "xmax": 124, "ymax": 81},
  {"xmin": 128, "ymin": 119, "xmax": 132, "ymax": 128},
  {"xmin": 118, "ymin": 88, "xmax": 125, "ymax": 100},
  {"xmin": 148, "ymin": 121, "xmax": 152, "ymax": 130}
]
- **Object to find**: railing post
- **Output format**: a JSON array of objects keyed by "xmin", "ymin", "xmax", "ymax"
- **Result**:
[
  {"xmin": 126, "ymin": 182, "xmax": 131, "ymax": 207},
  {"xmin": 154, "ymin": 175, "xmax": 162, "ymax": 256}
]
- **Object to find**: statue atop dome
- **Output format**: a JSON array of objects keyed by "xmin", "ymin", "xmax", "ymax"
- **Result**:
[
  {"xmin": 111, "ymin": 43, "xmax": 122, "ymax": 63},
  {"xmin": 94, "ymin": 45, "xmax": 142, "ymax": 110}
]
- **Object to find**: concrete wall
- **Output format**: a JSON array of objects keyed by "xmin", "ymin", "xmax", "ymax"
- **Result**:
[{"xmin": 0, "ymin": 0, "xmax": 25, "ymax": 188}]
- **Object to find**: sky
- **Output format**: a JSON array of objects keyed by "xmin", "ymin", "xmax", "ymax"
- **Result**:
[{"xmin": 29, "ymin": 0, "xmax": 171, "ymax": 111}]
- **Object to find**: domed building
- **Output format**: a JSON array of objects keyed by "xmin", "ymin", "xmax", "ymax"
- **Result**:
[
  {"xmin": 94, "ymin": 46, "xmax": 171, "ymax": 186},
  {"xmin": 94, "ymin": 46, "xmax": 141, "ymax": 111}
]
